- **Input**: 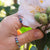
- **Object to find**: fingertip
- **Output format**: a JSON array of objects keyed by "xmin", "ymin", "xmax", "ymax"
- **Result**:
[{"xmin": 33, "ymin": 29, "xmax": 44, "ymax": 40}]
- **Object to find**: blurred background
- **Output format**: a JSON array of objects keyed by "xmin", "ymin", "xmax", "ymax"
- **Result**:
[{"xmin": 0, "ymin": 0, "xmax": 20, "ymax": 21}]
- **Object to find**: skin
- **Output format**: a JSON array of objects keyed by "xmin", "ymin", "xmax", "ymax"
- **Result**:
[{"xmin": 0, "ymin": 13, "xmax": 44, "ymax": 50}]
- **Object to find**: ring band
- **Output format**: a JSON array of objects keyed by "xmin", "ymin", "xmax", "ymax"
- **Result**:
[
  {"xmin": 15, "ymin": 36, "xmax": 20, "ymax": 48},
  {"xmin": 18, "ymin": 15, "xmax": 22, "ymax": 23}
]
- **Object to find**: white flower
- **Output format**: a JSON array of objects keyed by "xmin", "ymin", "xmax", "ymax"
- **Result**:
[{"xmin": 18, "ymin": 0, "xmax": 50, "ymax": 29}]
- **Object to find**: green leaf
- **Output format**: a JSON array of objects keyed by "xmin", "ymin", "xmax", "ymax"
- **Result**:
[
  {"xmin": 0, "ymin": 6, "xmax": 3, "ymax": 11},
  {"xmin": 46, "ymin": 7, "xmax": 50, "ymax": 14},
  {"xmin": 13, "ymin": 4, "xmax": 19, "ymax": 8},
  {"xmin": 4, "ymin": 6, "xmax": 10, "ymax": 16},
  {"xmin": 20, "ymin": 27, "xmax": 32, "ymax": 33},
  {"xmin": 9, "ymin": 9, "xmax": 18, "ymax": 15}
]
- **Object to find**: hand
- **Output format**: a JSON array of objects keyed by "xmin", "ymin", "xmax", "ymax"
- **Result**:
[
  {"xmin": 0, "ymin": 13, "xmax": 44, "ymax": 50},
  {"xmin": 0, "ymin": 29, "xmax": 44, "ymax": 50},
  {"xmin": 0, "ymin": 13, "xmax": 22, "ymax": 37}
]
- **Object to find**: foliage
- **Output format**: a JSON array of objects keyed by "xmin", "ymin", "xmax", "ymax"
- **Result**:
[
  {"xmin": 0, "ymin": 4, "xmax": 19, "ymax": 16},
  {"xmin": 0, "ymin": 3, "xmax": 19, "ymax": 21},
  {"xmin": 0, "ymin": 1, "xmax": 4, "ymax": 6},
  {"xmin": 20, "ymin": 27, "xmax": 32, "ymax": 33}
]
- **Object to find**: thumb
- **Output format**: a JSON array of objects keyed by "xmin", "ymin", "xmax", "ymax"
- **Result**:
[{"xmin": 17, "ymin": 29, "xmax": 44, "ymax": 45}]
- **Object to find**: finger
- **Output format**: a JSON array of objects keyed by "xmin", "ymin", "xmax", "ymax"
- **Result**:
[
  {"xmin": 12, "ymin": 14, "xmax": 23, "ymax": 27},
  {"xmin": 8, "ymin": 14, "xmax": 23, "ymax": 29},
  {"xmin": 14, "ymin": 15, "xmax": 23, "ymax": 29},
  {"xmin": 8, "ymin": 16, "xmax": 22, "ymax": 30},
  {"xmin": 17, "ymin": 29, "xmax": 44, "ymax": 45},
  {"xmin": 1, "ymin": 36, "xmax": 17, "ymax": 50},
  {"xmin": 13, "ymin": 16, "xmax": 22, "ymax": 28}
]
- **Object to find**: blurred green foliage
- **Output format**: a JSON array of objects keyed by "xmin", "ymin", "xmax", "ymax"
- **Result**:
[
  {"xmin": 0, "ymin": 0, "xmax": 19, "ymax": 21},
  {"xmin": 0, "ymin": 1, "xmax": 4, "ymax": 6},
  {"xmin": 0, "ymin": 4, "xmax": 19, "ymax": 16}
]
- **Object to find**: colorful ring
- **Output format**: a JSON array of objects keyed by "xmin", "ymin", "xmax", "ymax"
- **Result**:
[
  {"xmin": 18, "ymin": 15, "xmax": 22, "ymax": 23},
  {"xmin": 15, "ymin": 36, "xmax": 20, "ymax": 48}
]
